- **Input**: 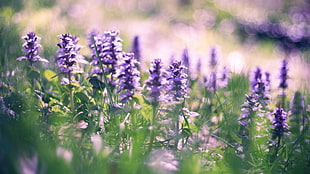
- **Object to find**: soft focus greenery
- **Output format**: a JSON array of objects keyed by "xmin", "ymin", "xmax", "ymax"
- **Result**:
[{"xmin": 1, "ymin": 0, "xmax": 309, "ymax": 174}]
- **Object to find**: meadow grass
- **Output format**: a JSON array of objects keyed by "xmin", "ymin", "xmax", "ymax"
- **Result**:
[{"xmin": 0, "ymin": 29, "xmax": 309, "ymax": 174}]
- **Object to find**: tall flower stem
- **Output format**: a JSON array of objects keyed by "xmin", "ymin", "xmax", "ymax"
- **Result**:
[
  {"xmin": 68, "ymin": 73, "xmax": 75, "ymax": 112},
  {"xmin": 149, "ymin": 103, "xmax": 158, "ymax": 152},
  {"xmin": 174, "ymin": 103, "xmax": 184, "ymax": 150}
]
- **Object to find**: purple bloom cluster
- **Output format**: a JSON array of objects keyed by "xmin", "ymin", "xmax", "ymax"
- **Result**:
[
  {"xmin": 209, "ymin": 46, "xmax": 219, "ymax": 68},
  {"xmin": 271, "ymin": 108, "xmax": 288, "ymax": 138},
  {"xmin": 114, "ymin": 53, "xmax": 141, "ymax": 103},
  {"xmin": 146, "ymin": 59, "xmax": 163, "ymax": 104},
  {"xmin": 279, "ymin": 59, "xmax": 288, "ymax": 89},
  {"xmin": 239, "ymin": 94, "xmax": 260, "ymax": 126},
  {"xmin": 17, "ymin": 32, "xmax": 48, "ymax": 65},
  {"xmin": 164, "ymin": 60, "xmax": 188, "ymax": 102},
  {"xmin": 131, "ymin": 36, "xmax": 141, "ymax": 63},
  {"xmin": 204, "ymin": 46, "xmax": 230, "ymax": 92},
  {"xmin": 56, "ymin": 33, "xmax": 82, "ymax": 74},
  {"xmin": 251, "ymin": 67, "xmax": 270, "ymax": 107},
  {"xmin": 89, "ymin": 30, "xmax": 122, "ymax": 75}
]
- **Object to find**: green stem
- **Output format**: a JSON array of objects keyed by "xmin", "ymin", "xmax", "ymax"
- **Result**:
[
  {"xmin": 174, "ymin": 102, "xmax": 184, "ymax": 150},
  {"xmin": 148, "ymin": 102, "xmax": 158, "ymax": 152},
  {"xmin": 68, "ymin": 72, "xmax": 75, "ymax": 112}
]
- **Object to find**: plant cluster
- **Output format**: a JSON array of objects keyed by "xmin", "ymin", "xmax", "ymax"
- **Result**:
[{"xmin": 0, "ymin": 30, "xmax": 309, "ymax": 174}]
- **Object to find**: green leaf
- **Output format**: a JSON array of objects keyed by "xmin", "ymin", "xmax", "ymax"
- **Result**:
[
  {"xmin": 133, "ymin": 93, "xmax": 152, "ymax": 121},
  {"xmin": 27, "ymin": 66, "xmax": 40, "ymax": 80},
  {"xmin": 43, "ymin": 70, "xmax": 58, "ymax": 83}
]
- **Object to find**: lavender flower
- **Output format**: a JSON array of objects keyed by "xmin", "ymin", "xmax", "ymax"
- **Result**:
[
  {"xmin": 209, "ymin": 46, "xmax": 219, "ymax": 68},
  {"xmin": 265, "ymin": 72, "xmax": 271, "ymax": 92},
  {"xmin": 181, "ymin": 48, "xmax": 190, "ymax": 69},
  {"xmin": 239, "ymin": 94, "xmax": 260, "ymax": 126},
  {"xmin": 131, "ymin": 35, "xmax": 141, "ymax": 63},
  {"xmin": 207, "ymin": 71, "xmax": 217, "ymax": 93},
  {"xmin": 220, "ymin": 67, "xmax": 230, "ymax": 86},
  {"xmin": 88, "ymin": 30, "xmax": 99, "ymax": 58},
  {"xmin": 146, "ymin": 59, "xmax": 163, "ymax": 104},
  {"xmin": 251, "ymin": 67, "xmax": 270, "ymax": 107},
  {"xmin": 114, "ymin": 53, "xmax": 141, "ymax": 103},
  {"xmin": 251, "ymin": 67, "xmax": 263, "ymax": 93},
  {"xmin": 196, "ymin": 58, "xmax": 201, "ymax": 75},
  {"xmin": 17, "ymin": 32, "xmax": 48, "ymax": 65},
  {"xmin": 90, "ymin": 30, "xmax": 122, "ymax": 75},
  {"xmin": 271, "ymin": 108, "xmax": 288, "ymax": 138},
  {"xmin": 56, "ymin": 33, "xmax": 83, "ymax": 84},
  {"xmin": 164, "ymin": 60, "xmax": 189, "ymax": 102},
  {"xmin": 279, "ymin": 59, "xmax": 288, "ymax": 89}
]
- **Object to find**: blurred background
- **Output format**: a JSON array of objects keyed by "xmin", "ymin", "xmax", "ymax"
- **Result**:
[{"xmin": 1, "ymin": 0, "xmax": 310, "ymax": 91}]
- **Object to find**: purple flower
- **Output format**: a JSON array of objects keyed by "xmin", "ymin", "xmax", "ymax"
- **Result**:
[
  {"xmin": 146, "ymin": 59, "xmax": 163, "ymax": 104},
  {"xmin": 17, "ymin": 32, "xmax": 48, "ymax": 65},
  {"xmin": 196, "ymin": 58, "xmax": 201, "ymax": 75},
  {"xmin": 271, "ymin": 108, "xmax": 288, "ymax": 138},
  {"xmin": 90, "ymin": 30, "xmax": 122, "ymax": 75},
  {"xmin": 218, "ymin": 66, "xmax": 230, "ymax": 88},
  {"xmin": 279, "ymin": 59, "xmax": 288, "ymax": 89},
  {"xmin": 88, "ymin": 30, "xmax": 99, "ymax": 57},
  {"xmin": 209, "ymin": 46, "xmax": 219, "ymax": 68},
  {"xmin": 56, "ymin": 33, "xmax": 83, "ymax": 74},
  {"xmin": 251, "ymin": 67, "xmax": 270, "ymax": 107},
  {"xmin": 131, "ymin": 36, "xmax": 141, "ymax": 63},
  {"xmin": 251, "ymin": 67, "xmax": 263, "ymax": 92},
  {"xmin": 164, "ymin": 60, "xmax": 189, "ymax": 102},
  {"xmin": 182, "ymin": 48, "xmax": 190, "ymax": 69},
  {"xmin": 207, "ymin": 71, "xmax": 217, "ymax": 93},
  {"xmin": 265, "ymin": 72, "xmax": 271, "ymax": 92},
  {"xmin": 114, "ymin": 53, "xmax": 141, "ymax": 103},
  {"xmin": 239, "ymin": 94, "xmax": 260, "ymax": 126}
]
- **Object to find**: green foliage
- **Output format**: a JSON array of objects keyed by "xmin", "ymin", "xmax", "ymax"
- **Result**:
[{"xmin": 1, "ymin": 2, "xmax": 309, "ymax": 173}]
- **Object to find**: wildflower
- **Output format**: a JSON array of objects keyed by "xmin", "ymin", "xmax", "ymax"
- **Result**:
[
  {"xmin": 265, "ymin": 72, "xmax": 271, "ymax": 92},
  {"xmin": 87, "ymin": 30, "xmax": 99, "ymax": 49},
  {"xmin": 251, "ymin": 67, "xmax": 263, "ymax": 93},
  {"xmin": 90, "ymin": 30, "xmax": 122, "ymax": 75},
  {"xmin": 88, "ymin": 30, "xmax": 99, "ymax": 60},
  {"xmin": 207, "ymin": 71, "xmax": 217, "ymax": 93},
  {"xmin": 209, "ymin": 46, "xmax": 219, "ymax": 68},
  {"xmin": 181, "ymin": 48, "xmax": 190, "ymax": 69},
  {"xmin": 218, "ymin": 66, "xmax": 230, "ymax": 88},
  {"xmin": 146, "ymin": 59, "xmax": 163, "ymax": 104},
  {"xmin": 279, "ymin": 59, "xmax": 288, "ymax": 89},
  {"xmin": 271, "ymin": 108, "xmax": 288, "ymax": 138},
  {"xmin": 196, "ymin": 58, "xmax": 201, "ymax": 75},
  {"xmin": 56, "ymin": 33, "xmax": 83, "ymax": 76},
  {"xmin": 114, "ymin": 53, "xmax": 141, "ymax": 103},
  {"xmin": 131, "ymin": 35, "xmax": 141, "ymax": 63},
  {"xmin": 164, "ymin": 60, "xmax": 189, "ymax": 102},
  {"xmin": 251, "ymin": 67, "xmax": 270, "ymax": 107},
  {"xmin": 17, "ymin": 32, "xmax": 48, "ymax": 65},
  {"xmin": 239, "ymin": 94, "xmax": 260, "ymax": 126}
]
